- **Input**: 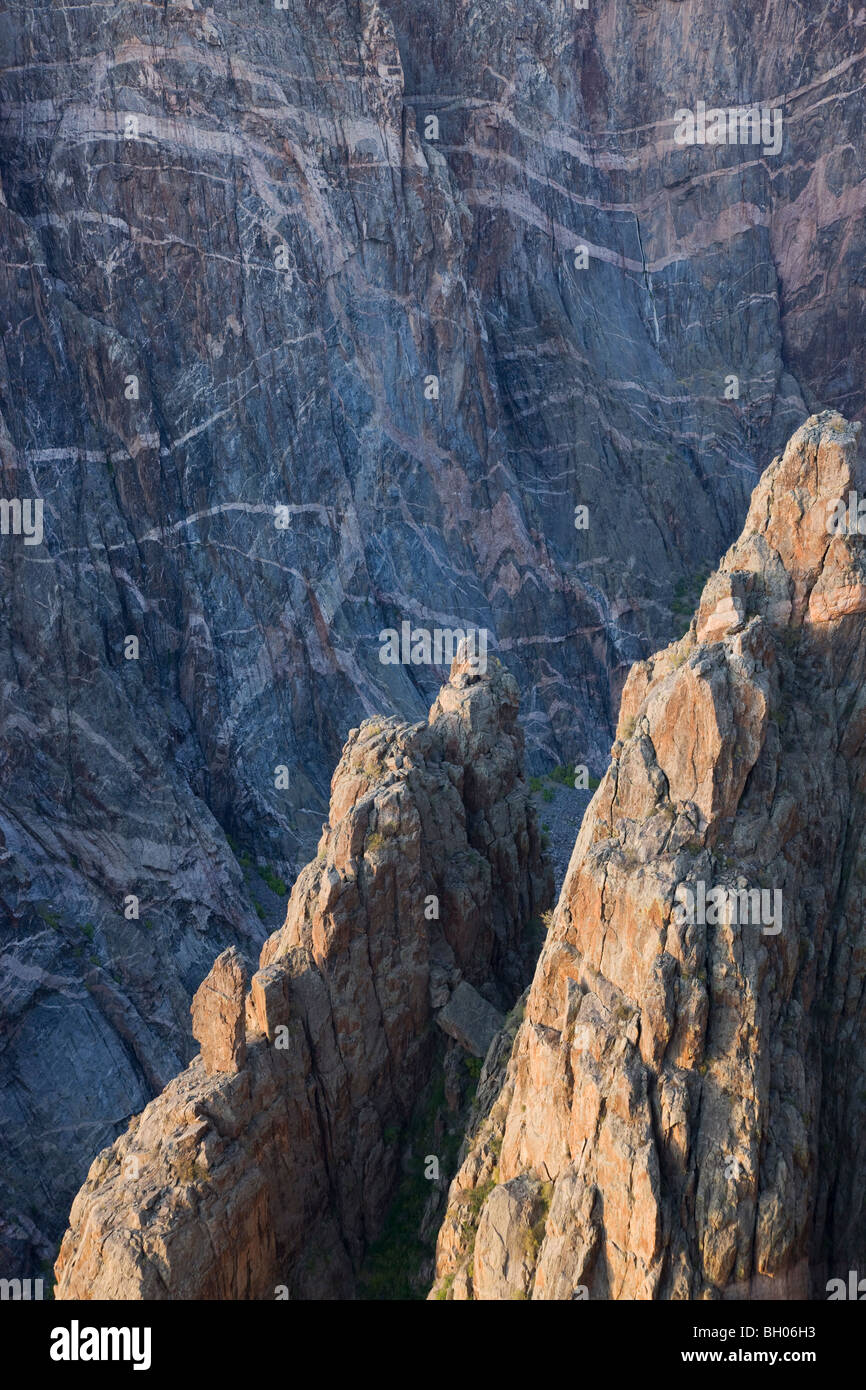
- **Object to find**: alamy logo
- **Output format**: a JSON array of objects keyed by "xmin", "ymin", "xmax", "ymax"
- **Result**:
[
  {"xmin": 826, "ymin": 492, "xmax": 866, "ymax": 535},
  {"xmin": 50, "ymin": 1321, "xmax": 152, "ymax": 1372},
  {"xmin": 673, "ymin": 101, "xmax": 783, "ymax": 156},
  {"xmin": 826, "ymin": 1271, "xmax": 866, "ymax": 1300},
  {"xmin": 673, "ymin": 882, "xmax": 782, "ymax": 935},
  {"xmin": 0, "ymin": 1277, "xmax": 44, "ymax": 1299},
  {"xmin": 378, "ymin": 622, "xmax": 488, "ymax": 674},
  {"xmin": 0, "ymin": 497, "xmax": 43, "ymax": 545}
]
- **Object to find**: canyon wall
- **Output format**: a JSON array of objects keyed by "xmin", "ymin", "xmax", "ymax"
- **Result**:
[{"xmin": 2, "ymin": 0, "xmax": 864, "ymax": 1273}]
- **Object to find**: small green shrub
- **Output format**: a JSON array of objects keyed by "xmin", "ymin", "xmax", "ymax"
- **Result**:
[
  {"xmin": 466, "ymin": 1178, "xmax": 495, "ymax": 1217},
  {"xmin": 435, "ymin": 1273, "xmax": 456, "ymax": 1301},
  {"xmin": 549, "ymin": 764, "xmax": 574, "ymax": 786},
  {"xmin": 260, "ymin": 865, "xmax": 288, "ymax": 897}
]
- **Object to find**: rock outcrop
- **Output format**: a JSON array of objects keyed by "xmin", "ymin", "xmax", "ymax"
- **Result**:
[
  {"xmin": 53, "ymin": 650, "xmax": 552, "ymax": 1299},
  {"xmin": 190, "ymin": 948, "xmax": 248, "ymax": 1076},
  {"xmin": 432, "ymin": 413, "xmax": 866, "ymax": 1300}
]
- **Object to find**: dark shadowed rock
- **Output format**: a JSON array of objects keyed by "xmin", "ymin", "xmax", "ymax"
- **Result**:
[{"xmin": 437, "ymin": 981, "xmax": 504, "ymax": 1059}]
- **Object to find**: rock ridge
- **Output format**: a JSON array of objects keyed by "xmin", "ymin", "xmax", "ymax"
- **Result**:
[{"xmin": 431, "ymin": 413, "xmax": 866, "ymax": 1301}]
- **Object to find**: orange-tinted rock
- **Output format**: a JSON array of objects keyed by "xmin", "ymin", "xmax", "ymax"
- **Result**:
[
  {"xmin": 432, "ymin": 413, "xmax": 866, "ymax": 1301},
  {"xmin": 190, "ymin": 948, "xmax": 248, "ymax": 1076}
]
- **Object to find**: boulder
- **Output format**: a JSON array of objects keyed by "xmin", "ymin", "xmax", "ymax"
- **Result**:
[{"xmin": 437, "ymin": 981, "xmax": 505, "ymax": 1059}]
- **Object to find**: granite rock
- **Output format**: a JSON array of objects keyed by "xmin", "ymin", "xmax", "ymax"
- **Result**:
[{"xmin": 432, "ymin": 414, "xmax": 866, "ymax": 1300}]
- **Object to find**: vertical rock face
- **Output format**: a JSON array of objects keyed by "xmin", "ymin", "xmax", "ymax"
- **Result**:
[
  {"xmin": 2, "ymin": 0, "xmax": 865, "ymax": 1275},
  {"xmin": 432, "ymin": 413, "xmax": 866, "ymax": 1301},
  {"xmin": 191, "ymin": 948, "xmax": 248, "ymax": 1076},
  {"xmin": 386, "ymin": 0, "xmax": 866, "ymax": 439},
  {"xmin": 53, "ymin": 652, "xmax": 552, "ymax": 1299}
]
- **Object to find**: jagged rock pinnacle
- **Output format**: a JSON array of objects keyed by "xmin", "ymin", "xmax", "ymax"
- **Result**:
[{"xmin": 431, "ymin": 413, "xmax": 866, "ymax": 1301}]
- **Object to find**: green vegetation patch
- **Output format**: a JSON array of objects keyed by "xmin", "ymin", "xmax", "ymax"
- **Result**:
[
  {"xmin": 259, "ymin": 865, "xmax": 288, "ymax": 897},
  {"xmin": 357, "ymin": 1056, "xmax": 465, "ymax": 1300}
]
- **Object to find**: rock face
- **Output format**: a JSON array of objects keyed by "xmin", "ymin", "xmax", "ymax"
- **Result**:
[
  {"xmin": 191, "ymin": 948, "xmax": 248, "ymax": 1076},
  {"xmin": 53, "ymin": 652, "xmax": 551, "ymax": 1299},
  {"xmin": 432, "ymin": 413, "xmax": 866, "ymax": 1301},
  {"xmin": 1, "ymin": 0, "xmax": 865, "ymax": 1276}
]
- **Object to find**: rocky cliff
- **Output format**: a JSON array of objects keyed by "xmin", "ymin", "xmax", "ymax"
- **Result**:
[
  {"xmin": 2, "ymin": 0, "xmax": 865, "ymax": 1277},
  {"xmin": 53, "ymin": 650, "xmax": 551, "ymax": 1298},
  {"xmin": 432, "ymin": 412, "xmax": 866, "ymax": 1300}
]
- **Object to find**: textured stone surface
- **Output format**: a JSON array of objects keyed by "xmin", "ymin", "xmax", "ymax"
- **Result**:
[
  {"xmin": 437, "ymin": 981, "xmax": 504, "ymax": 1059},
  {"xmin": 1, "ymin": 0, "xmax": 865, "ymax": 1277},
  {"xmin": 432, "ymin": 413, "xmax": 866, "ymax": 1301},
  {"xmin": 53, "ymin": 652, "xmax": 551, "ymax": 1299},
  {"xmin": 190, "ymin": 948, "xmax": 247, "ymax": 1076}
]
